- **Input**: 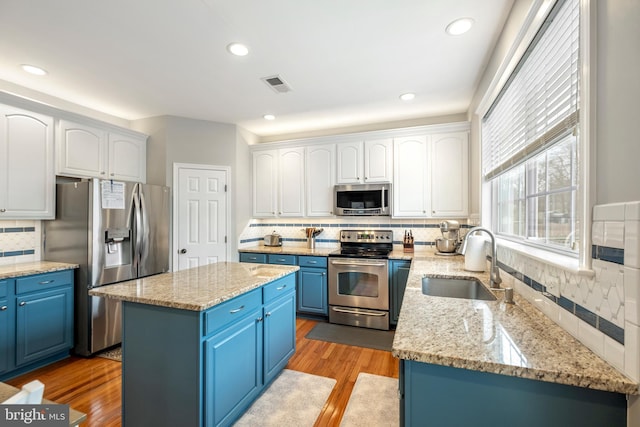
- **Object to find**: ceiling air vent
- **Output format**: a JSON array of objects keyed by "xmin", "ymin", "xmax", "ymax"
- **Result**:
[{"xmin": 261, "ymin": 75, "xmax": 292, "ymax": 93}]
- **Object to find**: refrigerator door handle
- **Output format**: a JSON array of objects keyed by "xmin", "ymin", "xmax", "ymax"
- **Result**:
[
  {"xmin": 139, "ymin": 188, "xmax": 149, "ymax": 265},
  {"xmin": 133, "ymin": 184, "xmax": 143, "ymax": 270}
]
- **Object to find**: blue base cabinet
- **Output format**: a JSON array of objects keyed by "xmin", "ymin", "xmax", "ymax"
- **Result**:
[
  {"xmin": 297, "ymin": 256, "xmax": 328, "ymax": 316},
  {"xmin": 400, "ymin": 360, "xmax": 626, "ymax": 427},
  {"xmin": 390, "ymin": 260, "xmax": 411, "ymax": 326},
  {"xmin": 0, "ymin": 270, "xmax": 74, "ymax": 381},
  {"xmin": 123, "ymin": 273, "xmax": 297, "ymax": 427}
]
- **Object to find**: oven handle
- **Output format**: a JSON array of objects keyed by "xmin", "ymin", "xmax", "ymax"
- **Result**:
[
  {"xmin": 331, "ymin": 307, "xmax": 387, "ymax": 317},
  {"xmin": 330, "ymin": 260, "xmax": 387, "ymax": 267}
]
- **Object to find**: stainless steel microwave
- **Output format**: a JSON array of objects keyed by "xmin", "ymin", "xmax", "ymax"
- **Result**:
[{"xmin": 334, "ymin": 183, "xmax": 391, "ymax": 216}]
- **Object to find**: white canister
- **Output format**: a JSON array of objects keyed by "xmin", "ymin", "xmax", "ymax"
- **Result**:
[{"xmin": 464, "ymin": 234, "xmax": 486, "ymax": 272}]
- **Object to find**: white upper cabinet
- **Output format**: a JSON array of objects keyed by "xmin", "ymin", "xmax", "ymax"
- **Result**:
[
  {"xmin": 363, "ymin": 138, "xmax": 393, "ymax": 182},
  {"xmin": 252, "ymin": 148, "xmax": 305, "ymax": 218},
  {"xmin": 306, "ymin": 144, "xmax": 335, "ymax": 217},
  {"xmin": 278, "ymin": 147, "xmax": 305, "ymax": 217},
  {"xmin": 336, "ymin": 141, "xmax": 363, "ymax": 184},
  {"xmin": 57, "ymin": 120, "xmax": 107, "ymax": 178},
  {"xmin": 392, "ymin": 135, "xmax": 430, "ymax": 218},
  {"xmin": 431, "ymin": 132, "xmax": 469, "ymax": 217},
  {"xmin": 0, "ymin": 105, "xmax": 55, "ymax": 219},
  {"xmin": 253, "ymin": 150, "xmax": 278, "ymax": 217},
  {"xmin": 336, "ymin": 139, "xmax": 392, "ymax": 184},
  {"xmin": 57, "ymin": 120, "xmax": 147, "ymax": 183},
  {"xmin": 108, "ymin": 132, "xmax": 147, "ymax": 183}
]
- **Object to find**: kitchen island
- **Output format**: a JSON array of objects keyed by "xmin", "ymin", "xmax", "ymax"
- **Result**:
[
  {"xmin": 90, "ymin": 262, "xmax": 299, "ymax": 427},
  {"xmin": 393, "ymin": 253, "xmax": 638, "ymax": 426}
]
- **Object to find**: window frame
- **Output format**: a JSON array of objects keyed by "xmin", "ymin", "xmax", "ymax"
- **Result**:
[{"xmin": 475, "ymin": 0, "xmax": 595, "ymax": 274}]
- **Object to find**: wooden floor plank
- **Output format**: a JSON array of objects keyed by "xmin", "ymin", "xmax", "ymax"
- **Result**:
[{"xmin": 6, "ymin": 318, "xmax": 399, "ymax": 426}]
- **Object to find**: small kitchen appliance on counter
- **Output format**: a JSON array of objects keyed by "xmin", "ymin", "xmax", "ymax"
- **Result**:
[
  {"xmin": 264, "ymin": 231, "xmax": 282, "ymax": 247},
  {"xmin": 435, "ymin": 220, "xmax": 461, "ymax": 255}
]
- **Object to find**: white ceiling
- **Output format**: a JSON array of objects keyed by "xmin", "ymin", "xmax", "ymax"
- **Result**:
[{"xmin": 0, "ymin": 0, "xmax": 513, "ymax": 138}]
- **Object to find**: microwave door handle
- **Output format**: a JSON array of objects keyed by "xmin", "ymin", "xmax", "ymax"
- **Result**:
[{"xmin": 382, "ymin": 187, "xmax": 386, "ymax": 209}]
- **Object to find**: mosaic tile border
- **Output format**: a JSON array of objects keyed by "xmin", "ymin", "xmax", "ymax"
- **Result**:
[
  {"xmin": 0, "ymin": 249, "xmax": 36, "ymax": 258},
  {"xmin": 0, "ymin": 227, "xmax": 36, "ymax": 233},
  {"xmin": 497, "ymin": 247, "xmax": 626, "ymax": 345},
  {"xmin": 592, "ymin": 245, "xmax": 624, "ymax": 265}
]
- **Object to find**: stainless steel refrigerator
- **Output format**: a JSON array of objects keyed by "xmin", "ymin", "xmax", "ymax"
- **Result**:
[{"xmin": 43, "ymin": 179, "xmax": 170, "ymax": 356}]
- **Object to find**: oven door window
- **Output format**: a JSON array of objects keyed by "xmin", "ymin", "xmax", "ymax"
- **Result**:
[{"xmin": 336, "ymin": 271, "xmax": 379, "ymax": 298}]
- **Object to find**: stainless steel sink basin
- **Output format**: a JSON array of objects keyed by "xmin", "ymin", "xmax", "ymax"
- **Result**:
[{"xmin": 421, "ymin": 277, "xmax": 497, "ymax": 301}]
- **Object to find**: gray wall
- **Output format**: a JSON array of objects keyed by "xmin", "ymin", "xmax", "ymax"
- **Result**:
[
  {"xmin": 132, "ymin": 115, "xmax": 254, "ymax": 261},
  {"xmin": 595, "ymin": 0, "xmax": 640, "ymax": 204}
]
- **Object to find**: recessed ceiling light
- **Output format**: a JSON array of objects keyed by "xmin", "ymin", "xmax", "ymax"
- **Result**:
[
  {"xmin": 445, "ymin": 18, "xmax": 474, "ymax": 36},
  {"xmin": 227, "ymin": 42, "xmax": 249, "ymax": 56},
  {"xmin": 21, "ymin": 64, "xmax": 47, "ymax": 76},
  {"xmin": 263, "ymin": 114, "xmax": 275, "ymax": 120},
  {"xmin": 400, "ymin": 93, "xmax": 415, "ymax": 101}
]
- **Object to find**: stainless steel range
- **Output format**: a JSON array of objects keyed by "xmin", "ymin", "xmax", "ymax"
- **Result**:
[{"xmin": 328, "ymin": 229, "xmax": 393, "ymax": 330}]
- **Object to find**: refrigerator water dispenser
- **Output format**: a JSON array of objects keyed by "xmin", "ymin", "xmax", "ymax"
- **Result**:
[{"xmin": 105, "ymin": 228, "xmax": 132, "ymax": 267}]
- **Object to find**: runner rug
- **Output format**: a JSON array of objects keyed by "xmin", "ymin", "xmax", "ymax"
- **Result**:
[
  {"xmin": 234, "ymin": 369, "xmax": 336, "ymax": 426},
  {"xmin": 340, "ymin": 373, "xmax": 399, "ymax": 427}
]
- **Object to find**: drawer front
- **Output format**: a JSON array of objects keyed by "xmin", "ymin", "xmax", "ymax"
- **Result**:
[
  {"xmin": 267, "ymin": 254, "xmax": 296, "ymax": 266},
  {"xmin": 263, "ymin": 274, "xmax": 295, "ymax": 304},
  {"xmin": 16, "ymin": 270, "xmax": 74, "ymax": 295},
  {"xmin": 204, "ymin": 289, "xmax": 261, "ymax": 336},
  {"xmin": 298, "ymin": 256, "xmax": 327, "ymax": 268},
  {"xmin": 239, "ymin": 253, "xmax": 267, "ymax": 264},
  {"xmin": 0, "ymin": 280, "xmax": 7, "ymax": 298}
]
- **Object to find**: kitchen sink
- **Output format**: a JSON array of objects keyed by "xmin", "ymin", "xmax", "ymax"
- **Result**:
[{"xmin": 421, "ymin": 277, "xmax": 497, "ymax": 301}]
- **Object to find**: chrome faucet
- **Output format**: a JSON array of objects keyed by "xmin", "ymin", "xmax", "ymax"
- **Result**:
[{"xmin": 459, "ymin": 227, "xmax": 502, "ymax": 289}]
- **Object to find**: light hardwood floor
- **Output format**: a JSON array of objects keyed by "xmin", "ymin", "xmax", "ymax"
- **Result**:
[{"xmin": 6, "ymin": 318, "xmax": 399, "ymax": 426}]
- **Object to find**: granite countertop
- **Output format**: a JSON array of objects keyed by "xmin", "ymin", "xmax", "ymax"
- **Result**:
[
  {"xmin": 0, "ymin": 383, "xmax": 86, "ymax": 426},
  {"xmin": 392, "ymin": 252, "xmax": 639, "ymax": 395},
  {"xmin": 0, "ymin": 261, "xmax": 79, "ymax": 280},
  {"xmin": 89, "ymin": 262, "xmax": 299, "ymax": 311}
]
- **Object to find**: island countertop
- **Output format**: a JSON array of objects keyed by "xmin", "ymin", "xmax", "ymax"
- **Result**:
[
  {"xmin": 89, "ymin": 262, "xmax": 299, "ymax": 311},
  {"xmin": 392, "ymin": 252, "xmax": 639, "ymax": 395}
]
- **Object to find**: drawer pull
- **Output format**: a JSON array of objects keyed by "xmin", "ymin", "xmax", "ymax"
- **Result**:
[
  {"xmin": 0, "ymin": 306, "xmax": 7, "ymax": 311},
  {"xmin": 19, "ymin": 301, "xmax": 26, "ymax": 307},
  {"xmin": 229, "ymin": 305, "xmax": 245, "ymax": 314},
  {"xmin": 265, "ymin": 312, "xmax": 271, "ymax": 317},
  {"xmin": 38, "ymin": 280, "xmax": 55, "ymax": 285},
  {"xmin": 308, "ymin": 261, "xmax": 317, "ymax": 264},
  {"xmin": 277, "ymin": 258, "xmax": 286, "ymax": 262},
  {"xmin": 276, "ymin": 285, "xmax": 287, "ymax": 291}
]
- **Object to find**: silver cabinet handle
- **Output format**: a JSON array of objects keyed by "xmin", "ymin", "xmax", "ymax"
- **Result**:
[
  {"xmin": 229, "ymin": 305, "xmax": 245, "ymax": 314},
  {"xmin": 0, "ymin": 208, "xmax": 5, "ymax": 212},
  {"xmin": 257, "ymin": 317, "xmax": 263, "ymax": 322},
  {"xmin": 100, "ymin": 171, "xmax": 106, "ymax": 175},
  {"xmin": 19, "ymin": 301, "xmax": 26, "ymax": 306},
  {"xmin": 265, "ymin": 312, "xmax": 271, "ymax": 317},
  {"xmin": 308, "ymin": 260, "xmax": 317, "ymax": 264},
  {"xmin": 38, "ymin": 280, "xmax": 54, "ymax": 285},
  {"xmin": 0, "ymin": 306, "xmax": 7, "ymax": 311},
  {"xmin": 276, "ymin": 285, "xmax": 287, "ymax": 290}
]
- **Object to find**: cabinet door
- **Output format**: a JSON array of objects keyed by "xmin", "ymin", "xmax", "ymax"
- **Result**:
[
  {"xmin": 0, "ymin": 280, "xmax": 11, "ymax": 375},
  {"xmin": 390, "ymin": 261, "xmax": 411, "ymax": 325},
  {"xmin": 364, "ymin": 138, "xmax": 392, "ymax": 182},
  {"xmin": 108, "ymin": 132, "xmax": 147, "ymax": 183},
  {"xmin": 263, "ymin": 291, "xmax": 296, "ymax": 384},
  {"xmin": 278, "ymin": 147, "xmax": 305, "ymax": 216},
  {"xmin": 297, "ymin": 267, "xmax": 328, "ymax": 315},
  {"xmin": 306, "ymin": 144, "xmax": 336, "ymax": 217},
  {"xmin": 393, "ymin": 136, "xmax": 430, "ymax": 217},
  {"xmin": 204, "ymin": 308, "xmax": 263, "ymax": 427},
  {"xmin": 431, "ymin": 132, "xmax": 469, "ymax": 217},
  {"xmin": 252, "ymin": 150, "xmax": 278, "ymax": 217},
  {"xmin": 15, "ymin": 286, "xmax": 73, "ymax": 366},
  {"xmin": 58, "ymin": 120, "xmax": 107, "ymax": 179},
  {"xmin": 336, "ymin": 141, "xmax": 363, "ymax": 184},
  {"xmin": 0, "ymin": 105, "xmax": 55, "ymax": 219}
]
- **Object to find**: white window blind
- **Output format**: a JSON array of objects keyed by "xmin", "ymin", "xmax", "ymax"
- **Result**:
[{"xmin": 482, "ymin": 0, "xmax": 579, "ymax": 180}]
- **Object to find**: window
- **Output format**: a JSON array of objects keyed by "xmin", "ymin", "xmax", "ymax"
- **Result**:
[{"xmin": 482, "ymin": 0, "xmax": 580, "ymax": 254}]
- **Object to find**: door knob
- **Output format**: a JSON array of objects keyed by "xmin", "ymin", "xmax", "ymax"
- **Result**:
[{"xmin": 179, "ymin": 248, "xmax": 187, "ymax": 254}]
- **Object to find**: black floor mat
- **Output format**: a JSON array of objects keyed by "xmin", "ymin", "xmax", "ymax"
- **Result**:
[{"xmin": 305, "ymin": 322, "xmax": 395, "ymax": 351}]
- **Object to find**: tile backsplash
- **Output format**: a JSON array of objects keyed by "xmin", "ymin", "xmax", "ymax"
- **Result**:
[{"xmin": 0, "ymin": 220, "xmax": 41, "ymax": 266}]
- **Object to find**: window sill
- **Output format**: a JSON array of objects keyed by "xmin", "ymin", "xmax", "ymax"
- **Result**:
[{"xmin": 496, "ymin": 238, "xmax": 594, "ymax": 278}]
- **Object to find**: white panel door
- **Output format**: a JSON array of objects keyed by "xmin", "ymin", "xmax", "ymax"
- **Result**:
[
  {"xmin": 176, "ymin": 167, "xmax": 228, "ymax": 271},
  {"xmin": 336, "ymin": 141, "xmax": 363, "ymax": 184}
]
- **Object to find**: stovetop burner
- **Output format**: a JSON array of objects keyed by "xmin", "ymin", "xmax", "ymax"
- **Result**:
[{"xmin": 330, "ymin": 229, "xmax": 393, "ymax": 259}]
